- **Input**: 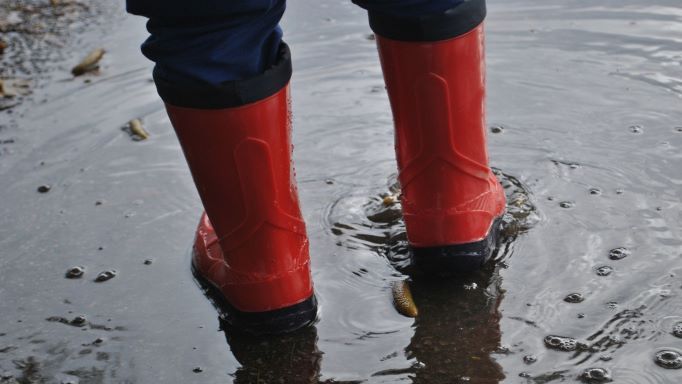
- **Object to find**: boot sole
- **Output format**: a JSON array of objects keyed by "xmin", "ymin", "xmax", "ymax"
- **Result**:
[
  {"xmin": 191, "ymin": 260, "xmax": 318, "ymax": 336},
  {"xmin": 410, "ymin": 216, "xmax": 503, "ymax": 276}
]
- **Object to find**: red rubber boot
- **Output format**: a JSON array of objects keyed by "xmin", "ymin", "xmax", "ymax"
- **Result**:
[
  {"xmin": 159, "ymin": 44, "xmax": 316, "ymax": 334},
  {"xmin": 369, "ymin": 0, "xmax": 506, "ymax": 274}
]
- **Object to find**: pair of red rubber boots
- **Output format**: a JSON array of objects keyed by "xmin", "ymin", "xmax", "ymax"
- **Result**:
[{"xmin": 161, "ymin": 5, "xmax": 505, "ymax": 335}]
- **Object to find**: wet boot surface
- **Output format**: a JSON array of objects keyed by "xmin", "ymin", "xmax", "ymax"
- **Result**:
[{"xmin": 1, "ymin": 0, "xmax": 681, "ymax": 383}]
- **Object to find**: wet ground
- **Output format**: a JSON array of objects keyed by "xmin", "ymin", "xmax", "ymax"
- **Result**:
[{"xmin": 1, "ymin": 0, "xmax": 681, "ymax": 383}]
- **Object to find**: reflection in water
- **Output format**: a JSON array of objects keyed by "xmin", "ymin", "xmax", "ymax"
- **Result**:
[
  {"xmin": 223, "ymin": 324, "xmax": 322, "ymax": 384},
  {"xmin": 220, "ymin": 273, "xmax": 507, "ymax": 384},
  {"xmin": 406, "ymin": 272, "xmax": 506, "ymax": 384},
  {"xmin": 323, "ymin": 171, "xmax": 534, "ymax": 383}
]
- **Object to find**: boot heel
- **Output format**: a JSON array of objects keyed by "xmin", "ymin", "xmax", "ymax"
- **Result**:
[
  {"xmin": 192, "ymin": 261, "xmax": 317, "ymax": 335},
  {"xmin": 411, "ymin": 217, "xmax": 502, "ymax": 276}
]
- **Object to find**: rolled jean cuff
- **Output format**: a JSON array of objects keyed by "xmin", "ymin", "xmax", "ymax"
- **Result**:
[
  {"xmin": 153, "ymin": 42, "xmax": 292, "ymax": 109},
  {"xmin": 365, "ymin": 0, "xmax": 486, "ymax": 42}
]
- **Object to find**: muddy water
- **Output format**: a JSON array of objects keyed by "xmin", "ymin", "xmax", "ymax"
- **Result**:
[{"xmin": 1, "ymin": 0, "xmax": 681, "ymax": 383}]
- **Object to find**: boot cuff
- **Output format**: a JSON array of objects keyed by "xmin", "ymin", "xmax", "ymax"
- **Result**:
[
  {"xmin": 368, "ymin": 0, "xmax": 486, "ymax": 42},
  {"xmin": 153, "ymin": 42, "xmax": 292, "ymax": 109}
]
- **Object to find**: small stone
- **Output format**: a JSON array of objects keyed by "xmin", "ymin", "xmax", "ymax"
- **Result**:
[
  {"xmin": 564, "ymin": 293, "xmax": 585, "ymax": 303},
  {"xmin": 672, "ymin": 322, "xmax": 682, "ymax": 338},
  {"xmin": 382, "ymin": 195, "xmax": 398, "ymax": 206},
  {"xmin": 589, "ymin": 188, "xmax": 602, "ymax": 195},
  {"xmin": 544, "ymin": 335, "xmax": 578, "ymax": 352},
  {"xmin": 608, "ymin": 247, "xmax": 630, "ymax": 260},
  {"xmin": 523, "ymin": 355, "xmax": 537, "ymax": 364},
  {"xmin": 596, "ymin": 266, "xmax": 613, "ymax": 276},
  {"xmin": 629, "ymin": 125, "xmax": 643, "ymax": 134},
  {"xmin": 559, "ymin": 201, "xmax": 575, "ymax": 209},
  {"xmin": 70, "ymin": 315, "xmax": 87, "ymax": 326},
  {"xmin": 65, "ymin": 266, "xmax": 85, "ymax": 279},
  {"xmin": 94, "ymin": 270, "xmax": 117, "ymax": 282},
  {"xmin": 143, "ymin": 259, "xmax": 152, "ymax": 265},
  {"xmin": 192, "ymin": 367, "xmax": 203, "ymax": 373},
  {"xmin": 490, "ymin": 125, "xmax": 504, "ymax": 134},
  {"xmin": 37, "ymin": 184, "xmax": 51, "ymax": 193}
]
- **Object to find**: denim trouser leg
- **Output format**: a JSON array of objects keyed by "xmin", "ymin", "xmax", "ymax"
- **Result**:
[{"xmin": 126, "ymin": 0, "xmax": 466, "ymax": 87}]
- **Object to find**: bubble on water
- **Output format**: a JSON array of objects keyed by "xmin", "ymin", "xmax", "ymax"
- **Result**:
[
  {"xmin": 559, "ymin": 201, "xmax": 575, "ymax": 209},
  {"xmin": 629, "ymin": 125, "xmax": 643, "ymax": 134},
  {"xmin": 523, "ymin": 355, "xmax": 537, "ymax": 364},
  {"xmin": 580, "ymin": 367, "xmax": 612, "ymax": 383},
  {"xmin": 596, "ymin": 266, "xmax": 613, "ymax": 276},
  {"xmin": 589, "ymin": 188, "xmax": 602, "ymax": 195},
  {"xmin": 544, "ymin": 335, "xmax": 578, "ymax": 351},
  {"xmin": 564, "ymin": 293, "xmax": 585, "ymax": 303},
  {"xmin": 65, "ymin": 266, "xmax": 84, "ymax": 279},
  {"xmin": 37, "ymin": 184, "xmax": 51, "ymax": 193},
  {"xmin": 673, "ymin": 322, "xmax": 682, "ymax": 338},
  {"xmin": 608, "ymin": 247, "xmax": 630, "ymax": 260},
  {"xmin": 654, "ymin": 350, "xmax": 682, "ymax": 369},
  {"xmin": 94, "ymin": 270, "xmax": 117, "ymax": 282},
  {"xmin": 615, "ymin": 188, "xmax": 624, "ymax": 195},
  {"xmin": 578, "ymin": 313, "xmax": 586, "ymax": 319},
  {"xmin": 490, "ymin": 125, "xmax": 504, "ymax": 134}
]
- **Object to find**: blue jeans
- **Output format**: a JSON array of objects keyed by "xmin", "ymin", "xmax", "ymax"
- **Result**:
[{"xmin": 127, "ymin": 0, "xmax": 466, "ymax": 87}]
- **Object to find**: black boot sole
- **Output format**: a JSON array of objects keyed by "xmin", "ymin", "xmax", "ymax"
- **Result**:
[
  {"xmin": 191, "ymin": 260, "xmax": 318, "ymax": 336},
  {"xmin": 410, "ymin": 217, "xmax": 503, "ymax": 276}
]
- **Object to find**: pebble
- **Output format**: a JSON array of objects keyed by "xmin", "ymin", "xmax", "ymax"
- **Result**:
[
  {"xmin": 564, "ymin": 293, "xmax": 585, "ymax": 303},
  {"xmin": 192, "ymin": 367, "xmax": 203, "ymax": 373},
  {"xmin": 608, "ymin": 247, "xmax": 630, "ymax": 260},
  {"xmin": 490, "ymin": 125, "xmax": 504, "ymax": 134},
  {"xmin": 544, "ymin": 335, "xmax": 578, "ymax": 352},
  {"xmin": 94, "ymin": 270, "xmax": 117, "ymax": 282},
  {"xmin": 37, "ymin": 184, "xmax": 51, "ymax": 193},
  {"xmin": 523, "ymin": 355, "xmax": 537, "ymax": 364},
  {"xmin": 672, "ymin": 322, "xmax": 682, "ymax": 338},
  {"xmin": 70, "ymin": 315, "xmax": 87, "ymax": 326},
  {"xmin": 596, "ymin": 266, "xmax": 613, "ymax": 276},
  {"xmin": 65, "ymin": 266, "xmax": 84, "ymax": 279}
]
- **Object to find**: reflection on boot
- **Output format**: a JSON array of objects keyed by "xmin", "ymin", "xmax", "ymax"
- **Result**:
[
  {"xmin": 223, "ymin": 322, "xmax": 322, "ymax": 384},
  {"xmin": 407, "ymin": 269, "xmax": 505, "ymax": 383}
]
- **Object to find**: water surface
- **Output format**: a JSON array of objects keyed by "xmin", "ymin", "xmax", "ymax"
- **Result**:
[{"xmin": 1, "ymin": 0, "xmax": 681, "ymax": 383}]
